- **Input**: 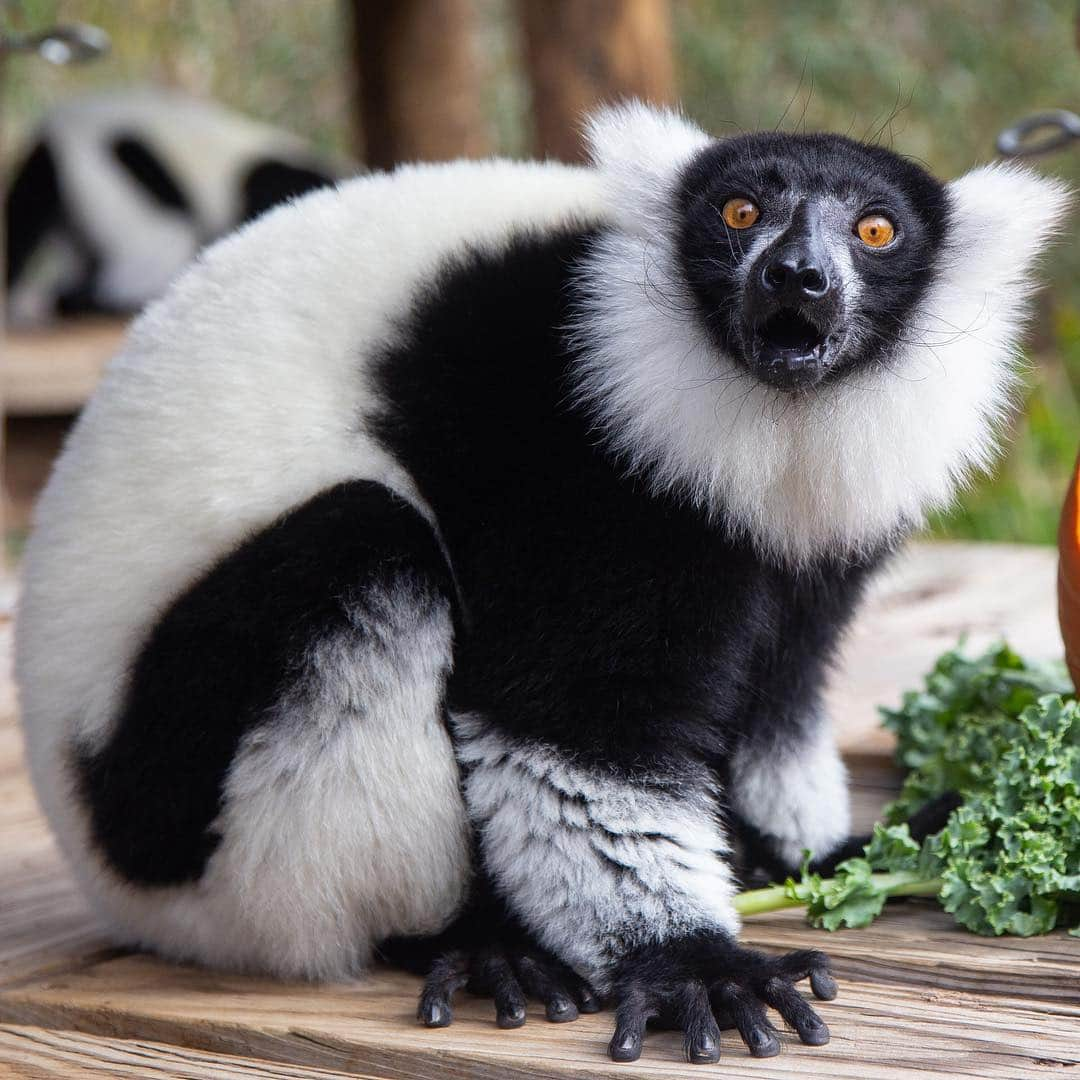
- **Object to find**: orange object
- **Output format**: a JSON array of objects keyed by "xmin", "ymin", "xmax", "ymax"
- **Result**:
[{"xmin": 1057, "ymin": 453, "xmax": 1080, "ymax": 690}]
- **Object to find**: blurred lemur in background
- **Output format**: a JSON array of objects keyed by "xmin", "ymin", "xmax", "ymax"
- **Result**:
[
  {"xmin": 6, "ymin": 89, "xmax": 338, "ymax": 327},
  {"xmin": 16, "ymin": 104, "xmax": 1066, "ymax": 1065}
]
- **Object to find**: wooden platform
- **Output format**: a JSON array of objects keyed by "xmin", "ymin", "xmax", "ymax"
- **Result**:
[
  {"xmin": 0, "ymin": 543, "xmax": 1077, "ymax": 1078},
  {"xmin": 2, "ymin": 320, "xmax": 127, "ymax": 417}
]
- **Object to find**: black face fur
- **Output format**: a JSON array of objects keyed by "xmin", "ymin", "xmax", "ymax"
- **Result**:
[{"xmin": 676, "ymin": 133, "xmax": 951, "ymax": 389}]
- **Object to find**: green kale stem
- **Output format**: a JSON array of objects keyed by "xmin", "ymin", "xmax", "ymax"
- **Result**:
[{"xmin": 734, "ymin": 871, "xmax": 944, "ymax": 917}]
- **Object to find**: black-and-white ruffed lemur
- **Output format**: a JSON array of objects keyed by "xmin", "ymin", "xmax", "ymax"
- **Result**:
[
  {"xmin": 15, "ymin": 103, "xmax": 1067, "ymax": 1064},
  {"xmin": 6, "ymin": 89, "xmax": 337, "ymax": 327}
]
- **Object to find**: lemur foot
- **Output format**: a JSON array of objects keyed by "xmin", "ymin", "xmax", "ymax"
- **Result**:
[
  {"xmin": 419, "ymin": 945, "xmax": 600, "ymax": 1030},
  {"xmin": 607, "ymin": 936, "xmax": 836, "ymax": 1064}
]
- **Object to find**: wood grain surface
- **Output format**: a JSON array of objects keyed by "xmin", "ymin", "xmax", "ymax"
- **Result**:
[
  {"xmin": 3, "ymin": 320, "xmax": 126, "ymax": 416},
  {"xmin": 0, "ymin": 543, "xmax": 1077, "ymax": 1078}
]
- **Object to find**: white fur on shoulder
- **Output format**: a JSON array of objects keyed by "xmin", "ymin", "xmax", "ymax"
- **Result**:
[{"xmin": 572, "ymin": 106, "xmax": 1071, "ymax": 564}]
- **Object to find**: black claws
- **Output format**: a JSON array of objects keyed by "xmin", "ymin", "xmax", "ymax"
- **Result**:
[
  {"xmin": 418, "ymin": 945, "xmax": 597, "ymax": 1030},
  {"xmin": 606, "ymin": 942, "xmax": 838, "ymax": 1065}
]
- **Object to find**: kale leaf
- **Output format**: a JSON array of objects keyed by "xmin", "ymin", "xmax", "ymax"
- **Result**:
[{"xmin": 734, "ymin": 644, "xmax": 1080, "ymax": 936}]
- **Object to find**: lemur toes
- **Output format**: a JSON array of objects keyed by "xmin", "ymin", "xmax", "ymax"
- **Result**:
[
  {"xmin": 469, "ymin": 951, "xmax": 528, "ymax": 1028},
  {"xmin": 716, "ymin": 944, "xmax": 835, "ymax": 1048},
  {"xmin": 606, "ymin": 976, "xmax": 723, "ymax": 1064},
  {"xmin": 676, "ymin": 980, "xmax": 723, "ymax": 1064},
  {"xmin": 418, "ymin": 950, "xmax": 469, "ymax": 1027},
  {"xmin": 417, "ymin": 944, "xmax": 594, "ymax": 1030},
  {"xmin": 605, "ymin": 936, "xmax": 837, "ymax": 1063},
  {"xmin": 513, "ymin": 953, "xmax": 584, "ymax": 1022},
  {"xmin": 608, "ymin": 993, "xmax": 648, "ymax": 1062},
  {"xmin": 711, "ymin": 982, "xmax": 781, "ymax": 1057}
]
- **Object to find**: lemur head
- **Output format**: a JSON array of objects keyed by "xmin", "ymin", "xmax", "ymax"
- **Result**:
[
  {"xmin": 572, "ymin": 103, "xmax": 1070, "ymax": 564},
  {"xmin": 676, "ymin": 132, "xmax": 948, "ymax": 391}
]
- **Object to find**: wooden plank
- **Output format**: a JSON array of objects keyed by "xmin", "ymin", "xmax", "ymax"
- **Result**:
[
  {"xmin": 1, "ymin": 956, "xmax": 1075, "ymax": 1080},
  {"xmin": 0, "ymin": 1025, "xmax": 372, "ymax": 1079},
  {"xmin": 3, "ymin": 320, "xmax": 126, "ymax": 416},
  {"xmin": 829, "ymin": 541, "xmax": 1062, "ymax": 756},
  {"xmin": 0, "ymin": 585, "xmax": 111, "ymax": 993},
  {"xmin": 741, "ymin": 905, "xmax": 1080, "ymax": 1004}
]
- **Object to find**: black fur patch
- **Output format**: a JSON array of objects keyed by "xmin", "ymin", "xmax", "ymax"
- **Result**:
[
  {"xmin": 240, "ymin": 159, "xmax": 334, "ymax": 224},
  {"xmin": 111, "ymin": 135, "xmax": 191, "ymax": 214},
  {"xmin": 676, "ymin": 133, "xmax": 951, "ymax": 379},
  {"xmin": 6, "ymin": 138, "xmax": 124, "ymax": 315},
  {"xmin": 5, "ymin": 140, "xmax": 64, "ymax": 290},
  {"xmin": 74, "ymin": 480, "xmax": 453, "ymax": 886},
  {"xmin": 371, "ymin": 229, "xmax": 883, "ymax": 777}
]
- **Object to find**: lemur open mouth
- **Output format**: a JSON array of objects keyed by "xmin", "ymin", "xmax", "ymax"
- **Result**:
[{"xmin": 756, "ymin": 309, "xmax": 827, "ymax": 362}]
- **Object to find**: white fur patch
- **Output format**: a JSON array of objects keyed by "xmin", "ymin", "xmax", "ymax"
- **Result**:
[
  {"xmin": 453, "ymin": 713, "xmax": 739, "ymax": 990},
  {"xmin": 47, "ymin": 581, "xmax": 468, "ymax": 981},
  {"xmin": 729, "ymin": 716, "xmax": 850, "ymax": 870},
  {"xmin": 573, "ymin": 105, "xmax": 1071, "ymax": 565}
]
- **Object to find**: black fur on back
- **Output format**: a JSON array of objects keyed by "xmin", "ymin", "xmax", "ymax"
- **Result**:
[
  {"xmin": 110, "ymin": 135, "xmax": 192, "ymax": 214},
  {"xmin": 5, "ymin": 140, "xmax": 65, "ymax": 290},
  {"xmin": 240, "ymin": 159, "xmax": 335, "ymax": 224},
  {"xmin": 76, "ymin": 226, "xmax": 883, "ymax": 889},
  {"xmin": 371, "ymin": 228, "xmax": 884, "ymax": 776}
]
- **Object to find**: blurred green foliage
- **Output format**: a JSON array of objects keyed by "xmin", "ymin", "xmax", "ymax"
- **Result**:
[
  {"xmin": 3, "ymin": 0, "xmax": 350, "ymax": 156},
  {"xmin": 5, "ymin": 0, "xmax": 1080, "ymax": 543}
]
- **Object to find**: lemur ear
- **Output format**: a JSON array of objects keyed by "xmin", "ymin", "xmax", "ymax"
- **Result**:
[
  {"xmin": 584, "ymin": 101, "xmax": 713, "ymax": 231},
  {"xmin": 945, "ymin": 163, "xmax": 1071, "ymax": 293}
]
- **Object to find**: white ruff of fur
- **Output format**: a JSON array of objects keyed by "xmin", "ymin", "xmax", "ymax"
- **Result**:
[{"xmin": 571, "ymin": 103, "xmax": 1072, "ymax": 565}]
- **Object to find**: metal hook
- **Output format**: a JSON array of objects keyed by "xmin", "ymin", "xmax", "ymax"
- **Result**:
[
  {"xmin": 997, "ymin": 109, "xmax": 1080, "ymax": 158},
  {"xmin": 0, "ymin": 23, "xmax": 109, "ymax": 64}
]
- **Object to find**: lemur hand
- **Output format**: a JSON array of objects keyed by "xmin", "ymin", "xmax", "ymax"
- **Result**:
[{"xmin": 607, "ymin": 934, "xmax": 836, "ymax": 1064}]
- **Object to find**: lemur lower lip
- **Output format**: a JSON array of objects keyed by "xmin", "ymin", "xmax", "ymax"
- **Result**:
[{"xmin": 755, "ymin": 309, "xmax": 827, "ymax": 362}]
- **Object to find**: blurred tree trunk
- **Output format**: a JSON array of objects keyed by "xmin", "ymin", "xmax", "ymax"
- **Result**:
[
  {"xmin": 346, "ymin": 0, "xmax": 488, "ymax": 170},
  {"xmin": 519, "ymin": 0, "xmax": 675, "ymax": 162}
]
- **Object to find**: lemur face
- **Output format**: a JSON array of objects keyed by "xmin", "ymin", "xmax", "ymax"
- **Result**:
[{"xmin": 676, "ymin": 133, "xmax": 951, "ymax": 390}]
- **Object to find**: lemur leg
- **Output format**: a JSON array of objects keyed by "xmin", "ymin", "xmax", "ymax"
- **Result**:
[
  {"xmin": 726, "ymin": 710, "xmax": 852, "ymax": 882},
  {"xmin": 71, "ymin": 481, "xmax": 471, "ymax": 979},
  {"xmin": 726, "ymin": 712, "xmax": 962, "ymax": 881},
  {"xmin": 417, "ymin": 714, "xmax": 836, "ymax": 1062}
]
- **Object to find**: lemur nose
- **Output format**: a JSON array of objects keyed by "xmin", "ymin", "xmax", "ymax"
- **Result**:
[{"xmin": 761, "ymin": 253, "xmax": 830, "ymax": 300}]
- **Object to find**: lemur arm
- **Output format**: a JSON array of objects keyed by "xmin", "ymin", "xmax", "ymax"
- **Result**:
[
  {"xmin": 725, "ymin": 705, "xmax": 962, "ymax": 883},
  {"xmin": 425, "ymin": 711, "xmax": 835, "ymax": 1063},
  {"xmin": 726, "ymin": 707, "xmax": 852, "ymax": 882}
]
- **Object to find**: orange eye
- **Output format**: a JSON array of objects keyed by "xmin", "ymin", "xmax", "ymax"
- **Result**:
[
  {"xmin": 722, "ymin": 197, "xmax": 760, "ymax": 229},
  {"xmin": 856, "ymin": 214, "xmax": 896, "ymax": 248}
]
